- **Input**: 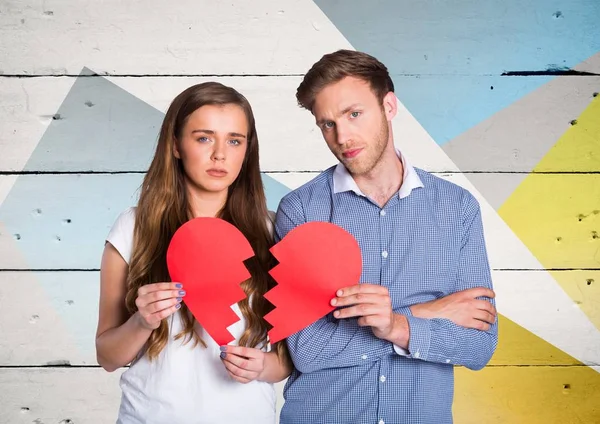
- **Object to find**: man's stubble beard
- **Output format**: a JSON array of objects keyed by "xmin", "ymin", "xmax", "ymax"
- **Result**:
[{"xmin": 343, "ymin": 116, "xmax": 389, "ymax": 176}]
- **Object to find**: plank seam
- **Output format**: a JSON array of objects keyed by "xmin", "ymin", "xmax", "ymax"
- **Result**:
[
  {"xmin": 1, "ymin": 171, "xmax": 600, "ymax": 175},
  {"xmin": 0, "ymin": 74, "xmax": 306, "ymax": 78},
  {"xmin": 0, "ymin": 364, "xmax": 594, "ymax": 369},
  {"xmin": 1, "ymin": 268, "xmax": 599, "ymax": 272}
]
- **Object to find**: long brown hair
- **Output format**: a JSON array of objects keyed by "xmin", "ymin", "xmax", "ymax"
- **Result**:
[{"xmin": 125, "ymin": 82, "xmax": 286, "ymax": 362}]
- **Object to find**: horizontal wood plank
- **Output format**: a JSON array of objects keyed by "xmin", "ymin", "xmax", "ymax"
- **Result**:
[
  {"xmin": 1, "ymin": 76, "xmax": 598, "ymax": 174},
  {"xmin": 3, "ymin": 0, "xmax": 599, "ymax": 77},
  {"xmin": 1, "ymin": 367, "xmax": 598, "ymax": 424},
  {"xmin": 0, "ymin": 0, "xmax": 350, "ymax": 76},
  {"xmin": 1, "ymin": 271, "xmax": 598, "ymax": 367},
  {"xmin": 2, "ymin": 173, "xmax": 600, "ymax": 270}
]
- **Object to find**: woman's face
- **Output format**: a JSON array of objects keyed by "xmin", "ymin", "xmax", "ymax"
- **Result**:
[{"xmin": 174, "ymin": 104, "xmax": 248, "ymax": 196}]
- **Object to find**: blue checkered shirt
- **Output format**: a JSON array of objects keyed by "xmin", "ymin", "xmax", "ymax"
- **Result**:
[{"xmin": 274, "ymin": 158, "xmax": 498, "ymax": 424}]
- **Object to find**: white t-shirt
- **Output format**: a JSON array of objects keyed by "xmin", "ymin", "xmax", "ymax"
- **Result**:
[{"xmin": 106, "ymin": 207, "xmax": 276, "ymax": 424}]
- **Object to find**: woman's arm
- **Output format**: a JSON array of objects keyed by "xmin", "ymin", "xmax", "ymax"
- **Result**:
[{"xmin": 95, "ymin": 243, "xmax": 183, "ymax": 371}]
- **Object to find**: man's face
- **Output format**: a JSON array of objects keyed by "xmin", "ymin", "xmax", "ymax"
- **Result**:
[{"xmin": 312, "ymin": 76, "xmax": 394, "ymax": 175}]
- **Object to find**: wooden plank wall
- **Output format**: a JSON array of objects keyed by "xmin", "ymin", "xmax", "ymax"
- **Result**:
[{"xmin": 1, "ymin": 0, "xmax": 599, "ymax": 422}]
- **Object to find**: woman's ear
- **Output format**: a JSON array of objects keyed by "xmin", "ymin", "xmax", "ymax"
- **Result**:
[{"xmin": 172, "ymin": 139, "xmax": 181, "ymax": 159}]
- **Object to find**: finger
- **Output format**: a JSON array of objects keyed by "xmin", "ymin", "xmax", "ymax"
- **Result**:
[
  {"xmin": 221, "ymin": 352, "xmax": 262, "ymax": 372},
  {"xmin": 473, "ymin": 310, "xmax": 496, "ymax": 325},
  {"xmin": 138, "ymin": 282, "xmax": 183, "ymax": 296},
  {"xmin": 357, "ymin": 315, "xmax": 391, "ymax": 328},
  {"xmin": 331, "ymin": 293, "xmax": 390, "ymax": 307},
  {"xmin": 474, "ymin": 299, "xmax": 497, "ymax": 316},
  {"xmin": 226, "ymin": 369, "xmax": 251, "ymax": 384},
  {"xmin": 221, "ymin": 355, "xmax": 260, "ymax": 380},
  {"xmin": 222, "ymin": 345, "xmax": 261, "ymax": 359},
  {"xmin": 136, "ymin": 289, "xmax": 185, "ymax": 308},
  {"xmin": 140, "ymin": 302, "xmax": 181, "ymax": 327},
  {"xmin": 467, "ymin": 318, "xmax": 491, "ymax": 331},
  {"xmin": 336, "ymin": 284, "xmax": 389, "ymax": 297},
  {"xmin": 461, "ymin": 287, "xmax": 495, "ymax": 299},
  {"xmin": 334, "ymin": 304, "xmax": 387, "ymax": 319},
  {"xmin": 143, "ymin": 297, "xmax": 182, "ymax": 314}
]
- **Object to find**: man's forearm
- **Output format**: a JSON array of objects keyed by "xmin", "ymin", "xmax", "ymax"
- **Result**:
[
  {"xmin": 395, "ymin": 314, "xmax": 498, "ymax": 370},
  {"xmin": 288, "ymin": 315, "xmax": 395, "ymax": 373}
]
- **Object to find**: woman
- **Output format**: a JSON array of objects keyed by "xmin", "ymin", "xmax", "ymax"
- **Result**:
[{"xmin": 95, "ymin": 82, "xmax": 291, "ymax": 423}]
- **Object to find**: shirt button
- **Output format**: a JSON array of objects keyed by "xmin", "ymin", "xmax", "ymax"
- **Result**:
[
  {"xmin": 379, "ymin": 420, "xmax": 385, "ymax": 424},
  {"xmin": 380, "ymin": 209, "xmax": 386, "ymax": 216},
  {"xmin": 380, "ymin": 375, "xmax": 386, "ymax": 383},
  {"xmin": 361, "ymin": 354, "xmax": 368, "ymax": 360},
  {"xmin": 382, "ymin": 251, "xmax": 388, "ymax": 258}
]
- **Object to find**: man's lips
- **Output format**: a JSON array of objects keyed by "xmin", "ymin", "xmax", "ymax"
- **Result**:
[{"xmin": 342, "ymin": 148, "xmax": 363, "ymax": 159}]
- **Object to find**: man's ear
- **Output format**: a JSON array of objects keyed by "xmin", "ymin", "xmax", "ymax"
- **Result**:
[{"xmin": 382, "ymin": 91, "xmax": 398, "ymax": 121}]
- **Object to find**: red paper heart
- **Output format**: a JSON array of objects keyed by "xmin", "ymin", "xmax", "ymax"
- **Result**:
[
  {"xmin": 166, "ymin": 219, "xmax": 362, "ymax": 346},
  {"xmin": 264, "ymin": 222, "xmax": 362, "ymax": 343},
  {"xmin": 166, "ymin": 217, "xmax": 254, "ymax": 345}
]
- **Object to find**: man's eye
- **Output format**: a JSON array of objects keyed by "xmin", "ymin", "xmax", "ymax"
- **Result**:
[{"xmin": 350, "ymin": 111, "xmax": 360, "ymax": 118}]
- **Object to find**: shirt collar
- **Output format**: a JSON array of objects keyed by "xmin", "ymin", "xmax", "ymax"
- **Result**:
[{"xmin": 332, "ymin": 149, "xmax": 424, "ymax": 199}]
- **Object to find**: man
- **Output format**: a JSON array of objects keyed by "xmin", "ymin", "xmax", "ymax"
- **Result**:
[{"xmin": 275, "ymin": 49, "xmax": 498, "ymax": 424}]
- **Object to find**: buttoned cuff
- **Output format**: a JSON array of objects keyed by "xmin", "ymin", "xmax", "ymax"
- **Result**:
[{"xmin": 405, "ymin": 316, "xmax": 432, "ymax": 360}]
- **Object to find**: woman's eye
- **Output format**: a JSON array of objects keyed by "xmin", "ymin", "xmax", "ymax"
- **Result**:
[
  {"xmin": 197, "ymin": 136, "xmax": 210, "ymax": 143},
  {"xmin": 229, "ymin": 139, "xmax": 241, "ymax": 145}
]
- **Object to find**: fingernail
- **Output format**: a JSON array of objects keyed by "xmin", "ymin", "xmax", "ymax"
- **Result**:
[
  {"xmin": 176, "ymin": 297, "xmax": 182, "ymax": 302},
  {"xmin": 333, "ymin": 310, "xmax": 340, "ymax": 318},
  {"xmin": 175, "ymin": 303, "xmax": 181, "ymax": 309},
  {"xmin": 336, "ymin": 290, "xmax": 343, "ymax": 296},
  {"xmin": 175, "ymin": 283, "xmax": 183, "ymax": 288},
  {"xmin": 220, "ymin": 352, "xmax": 226, "ymax": 359},
  {"xmin": 330, "ymin": 298, "xmax": 337, "ymax": 306},
  {"xmin": 179, "ymin": 290, "xmax": 186, "ymax": 296},
  {"xmin": 219, "ymin": 346, "xmax": 227, "ymax": 352}
]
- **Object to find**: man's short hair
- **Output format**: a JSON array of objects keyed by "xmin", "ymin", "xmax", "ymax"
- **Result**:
[{"xmin": 296, "ymin": 49, "xmax": 395, "ymax": 112}]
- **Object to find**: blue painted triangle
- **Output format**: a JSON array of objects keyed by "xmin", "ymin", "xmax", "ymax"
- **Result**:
[{"xmin": 313, "ymin": 0, "xmax": 600, "ymax": 144}]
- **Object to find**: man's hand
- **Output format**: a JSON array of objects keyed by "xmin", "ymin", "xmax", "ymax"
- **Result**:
[
  {"xmin": 410, "ymin": 287, "xmax": 496, "ymax": 331},
  {"xmin": 331, "ymin": 284, "xmax": 409, "ymax": 347}
]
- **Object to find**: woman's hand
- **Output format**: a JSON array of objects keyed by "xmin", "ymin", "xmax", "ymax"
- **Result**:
[
  {"xmin": 134, "ymin": 282, "xmax": 185, "ymax": 330},
  {"xmin": 219, "ymin": 345, "xmax": 267, "ymax": 384}
]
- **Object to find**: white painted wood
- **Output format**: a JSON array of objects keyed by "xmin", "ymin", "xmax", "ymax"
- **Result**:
[
  {"xmin": 1, "ymin": 366, "xmax": 599, "ymax": 424},
  {"xmin": 0, "ymin": 0, "xmax": 351, "ymax": 76},
  {"xmin": 0, "ymin": 76, "xmax": 335, "ymax": 173},
  {"xmin": 0, "ymin": 172, "xmax": 595, "ymax": 269},
  {"xmin": 0, "ymin": 271, "xmax": 98, "ymax": 366},
  {"xmin": 0, "ymin": 76, "xmax": 462, "ymax": 174},
  {"xmin": 0, "ymin": 368, "xmax": 286, "ymax": 423},
  {"xmin": 0, "ymin": 368, "xmax": 123, "ymax": 424},
  {"xmin": 2, "ymin": 270, "xmax": 598, "ymax": 367}
]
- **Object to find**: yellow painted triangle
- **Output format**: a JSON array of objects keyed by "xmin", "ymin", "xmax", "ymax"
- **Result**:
[
  {"xmin": 454, "ymin": 315, "xmax": 600, "ymax": 423},
  {"xmin": 534, "ymin": 93, "xmax": 600, "ymax": 172},
  {"xmin": 499, "ymin": 95, "xmax": 600, "ymax": 330}
]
